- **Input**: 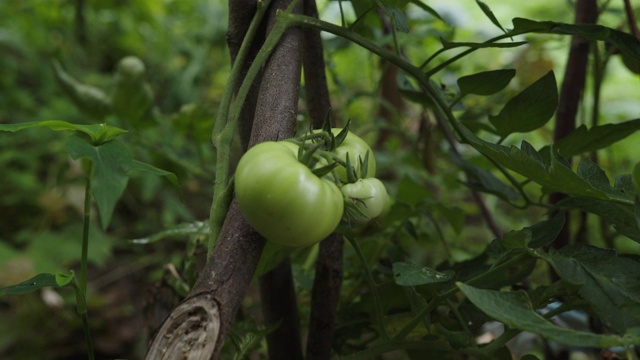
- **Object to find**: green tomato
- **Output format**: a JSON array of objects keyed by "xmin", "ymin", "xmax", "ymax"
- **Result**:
[
  {"xmin": 234, "ymin": 141, "xmax": 344, "ymax": 247},
  {"xmin": 313, "ymin": 128, "xmax": 376, "ymax": 182},
  {"xmin": 341, "ymin": 178, "xmax": 388, "ymax": 225}
]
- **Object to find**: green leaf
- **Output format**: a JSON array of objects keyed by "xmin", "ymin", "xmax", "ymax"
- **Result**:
[
  {"xmin": 20, "ymin": 225, "xmax": 114, "ymax": 273},
  {"xmin": 457, "ymin": 69, "xmax": 516, "ymax": 97},
  {"xmin": 451, "ymin": 156, "xmax": 522, "ymax": 203},
  {"xmin": 458, "ymin": 282, "xmax": 639, "ymax": 347},
  {"xmin": 55, "ymin": 271, "xmax": 76, "ymax": 287},
  {"xmin": 635, "ymin": 163, "xmax": 640, "ymax": 230},
  {"xmin": 407, "ymin": 0, "xmax": 443, "ymax": 21},
  {"xmin": 0, "ymin": 120, "xmax": 127, "ymax": 144},
  {"xmin": 633, "ymin": 163, "xmax": 640, "ymax": 195},
  {"xmin": 528, "ymin": 212, "xmax": 565, "ymax": 248},
  {"xmin": 509, "ymin": 17, "xmax": 560, "ymax": 34},
  {"xmin": 459, "ymin": 124, "xmax": 635, "ymax": 205},
  {"xmin": 547, "ymin": 149, "xmax": 625, "ymax": 201},
  {"xmin": 0, "ymin": 271, "xmax": 75, "ymax": 295},
  {"xmin": 393, "ymin": 262, "xmax": 454, "ymax": 286},
  {"xmin": 254, "ymin": 242, "xmax": 295, "ymax": 280},
  {"xmin": 556, "ymin": 197, "xmax": 640, "ymax": 242},
  {"xmin": 129, "ymin": 159, "xmax": 181, "ymax": 195},
  {"xmin": 375, "ymin": 0, "xmax": 409, "ymax": 32},
  {"xmin": 475, "ymin": 0, "xmax": 505, "ymax": 33},
  {"xmin": 541, "ymin": 245, "xmax": 640, "ymax": 333},
  {"xmin": 489, "ymin": 71, "xmax": 558, "ymax": 138},
  {"xmin": 498, "ymin": 213, "xmax": 565, "ymax": 250},
  {"xmin": 66, "ymin": 136, "xmax": 132, "ymax": 228},
  {"xmin": 433, "ymin": 323, "xmax": 474, "ymax": 349},
  {"xmin": 614, "ymin": 174, "xmax": 636, "ymax": 196},
  {"xmin": 636, "ymin": 196, "xmax": 640, "ymax": 233},
  {"xmin": 510, "ymin": 18, "xmax": 640, "ymax": 60},
  {"xmin": 434, "ymin": 203, "xmax": 465, "ymax": 235},
  {"xmin": 577, "ymin": 158, "xmax": 612, "ymax": 193},
  {"xmin": 547, "ymin": 119, "xmax": 640, "ymax": 158},
  {"xmin": 397, "ymin": 175, "xmax": 432, "ymax": 206},
  {"xmin": 440, "ymin": 39, "xmax": 528, "ymax": 51}
]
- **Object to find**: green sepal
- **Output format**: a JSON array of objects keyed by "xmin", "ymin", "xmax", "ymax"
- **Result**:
[
  {"xmin": 333, "ymin": 119, "xmax": 351, "ymax": 150},
  {"xmin": 299, "ymin": 141, "xmax": 324, "ymax": 167},
  {"xmin": 321, "ymin": 110, "xmax": 333, "ymax": 135},
  {"xmin": 345, "ymin": 153, "xmax": 359, "ymax": 184},
  {"xmin": 342, "ymin": 198, "xmax": 372, "ymax": 227},
  {"xmin": 359, "ymin": 151, "xmax": 370, "ymax": 179},
  {"xmin": 312, "ymin": 162, "xmax": 339, "ymax": 178}
]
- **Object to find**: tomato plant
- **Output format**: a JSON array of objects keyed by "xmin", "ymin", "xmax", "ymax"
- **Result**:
[{"xmin": 234, "ymin": 141, "xmax": 344, "ymax": 247}]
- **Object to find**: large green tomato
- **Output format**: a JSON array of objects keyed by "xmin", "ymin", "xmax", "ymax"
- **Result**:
[
  {"xmin": 315, "ymin": 128, "xmax": 376, "ymax": 182},
  {"xmin": 234, "ymin": 141, "xmax": 344, "ymax": 247},
  {"xmin": 341, "ymin": 178, "xmax": 388, "ymax": 225}
]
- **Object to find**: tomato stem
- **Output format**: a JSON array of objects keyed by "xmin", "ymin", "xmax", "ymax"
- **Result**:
[
  {"xmin": 80, "ymin": 161, "xmax": 95, "ymax": 360},
  {"xmin": 345, "ymin": 235, "xmax": 390, "ymax": 340}
]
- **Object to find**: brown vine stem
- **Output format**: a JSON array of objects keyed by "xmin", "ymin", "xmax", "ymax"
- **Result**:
[
  {"xmin": 549, "ymin": 0, "xmax": 598, "ymax": 252},
  {"xmin": 302, "ymin": 0, "xmax": 346, "ymax": 359},
  {"xmin": 253, "ymin": 0, "xmax": 305, "ymax": 359},
  {"xmin": 624, "ymin": 0, "xmax": 640, "ymax": 38}
]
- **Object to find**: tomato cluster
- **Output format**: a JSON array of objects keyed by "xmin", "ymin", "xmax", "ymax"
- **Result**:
[{"xmin": 234, "ymin": 128, "xmax": 388, "ymax": 247}]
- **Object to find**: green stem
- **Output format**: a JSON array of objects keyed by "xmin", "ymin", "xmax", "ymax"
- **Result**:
[
  {"xmin": 481, "ymin": 328, "xmax": 520, "ymax": 354},
  {"xmin": 211, "ymin": 0, "xmax": 273, "ymax": 143},
  {"xmin": 208, "ymin": 0, "xmax": 276, "ymax": 254},
  {"xmin": 423, "ymin": 33, "xmax": 516, "ymax": 77},
  {"xmin": 345, "ymin": 235, "xmax": 389, "ymax": 340},
  {"xmin": 447, "ymin": 299, "xmax": 471, "ymax": 333},
  {"xmin": 81, "ymin": 162, "xmax": 94, "ymax": 360},
  {"xmin": 81, "ymin": 162, "xmax": 91, "ymax": 294},
  {"xmin": 81, "ymin": 313, "xmax": 95, "ymax": 360}
]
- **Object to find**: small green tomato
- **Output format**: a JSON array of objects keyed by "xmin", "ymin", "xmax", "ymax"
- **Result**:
[{"xmin": 341, "ymin": 178, "xmax": 388, "ymax": 225}]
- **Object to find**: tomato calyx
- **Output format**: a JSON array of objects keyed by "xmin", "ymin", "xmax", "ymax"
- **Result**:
[
  {"xmin": 342, "ymin": 151, "xmax": 371, "ymax": 184},
  {"xmin": 285, "ymin": 139, "xmax": 340, "ymax": 179},
  {"xmin": 291, "ymin": 120, "xmax": 376, "ymax": 184}
]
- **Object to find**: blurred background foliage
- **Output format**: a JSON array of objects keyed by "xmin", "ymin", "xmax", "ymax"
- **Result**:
[{"xmin": 0, "ymin": 0, "xmax": 638, "ymax": 358}]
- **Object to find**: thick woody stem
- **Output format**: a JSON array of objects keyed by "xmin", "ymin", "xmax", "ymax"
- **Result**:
[
  {"xmin": 253, "ymin": 0, "xmax": 305, "ymax": 359},
  {"xmin": 301, "ymin": 1, "xmax": 346, "ymax": 359},
  {"xmin": 550, "ymin": 0, "xmax": 598, "ymax": 250}
]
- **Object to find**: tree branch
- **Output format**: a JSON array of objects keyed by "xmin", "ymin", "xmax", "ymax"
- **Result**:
[
  {"xmin": 259, "ymin": 258, "xmax": 304, "ymax": 360},
  {"xmin": 300, "ymin": 2, "xmax": 346, "ymax": 359},
  {"xmin": 252, "ymin": 0, "xmax": 305, "ymax": 358},
  {"xmin": 302, "ymin": 0, "xmax": 333, "ymax": 128},
  {"xmin": 306, "ymin": 234, "xmax": 344, "ymax": 360},
  {"xmin": 550, "ymin": 0, "xmax": 598, "ymax": 250}
]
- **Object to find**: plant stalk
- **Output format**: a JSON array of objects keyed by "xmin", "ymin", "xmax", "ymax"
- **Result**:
[
  {"xmin": 346, "ymin": 235, "xmax": 389, "ymax": 340},
  {"xmin": 81, "ymin": 161, "xmax": 95, "ymax": 360},
  {"xmin": 208, "ymin": 0, "xmax": 275, "ymax": 254}
]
